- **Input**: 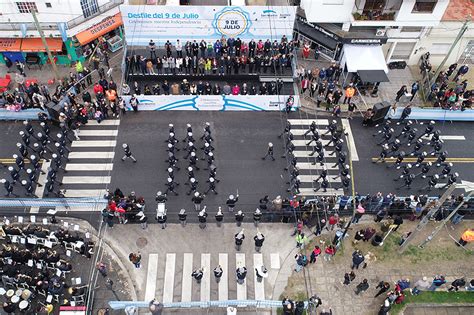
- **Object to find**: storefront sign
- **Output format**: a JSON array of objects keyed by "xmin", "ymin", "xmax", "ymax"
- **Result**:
[
  {"xmin": 346, "ymin": 38, "xmax": 386, "ymax": 44},
  {"xmin": 121, "ymin": 95, "xmax": 300, "ymax": 111},
  {"xmin": 120, "ymin": 5, "xmax": 296, "ymax": 45},
  {"xmin": 296, "ymin": 16, "xmax": 340, "ymax": 41},
  {"xmin": 0, "ymin": 38, "xmax": 22, "ymax": 51},
  {"xmin": 75, "ymin": 13, "xmax": 123, "ymax": 45}
]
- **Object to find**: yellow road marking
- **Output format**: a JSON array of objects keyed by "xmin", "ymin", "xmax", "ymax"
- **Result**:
[{"xmin": 371, "ymin": 157, "xmax": 474, "ymax": 163}]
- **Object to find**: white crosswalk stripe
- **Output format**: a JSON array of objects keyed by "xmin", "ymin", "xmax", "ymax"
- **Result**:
[
  {"xmin": 56, "ymin": 120, "xmax": 119, "ymax": 205},
  {"xmin": 143, "ymin": 252, "xmax": 280, "ymax": 303},
  {"xmin": 285, "ymin": 118, "xmax": 348, "ymax": 197}
]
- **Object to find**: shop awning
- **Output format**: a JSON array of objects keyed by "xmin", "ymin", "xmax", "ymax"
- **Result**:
[
  {"xmin": 342, "ymin": 44, "xmax": 389, "ymax": 74},
  {"xmin": 75, "ymin": 12, "xmax": 123, "ymax": 45},
  {"xmin": 295, "ymin": 19, "xmax": 338, "ymax": 51},
  {"xmin": 21, "ymin": 38, "xmax": 63, "ymax": 52},
  {"xmin": 358, "ymin": 70, "xmax": 389, "ymax": 83},
  {"xmin": 0, "ymin": 38, "xmax": 22, "ymax": 52}
]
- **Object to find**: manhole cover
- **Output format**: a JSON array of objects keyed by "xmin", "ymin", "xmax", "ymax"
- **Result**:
[{"xmin": 136, "ymin": 237, "xmax": 148, "ymax": 248}]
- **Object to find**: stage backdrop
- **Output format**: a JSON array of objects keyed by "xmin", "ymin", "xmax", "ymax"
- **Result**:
[
  {"xmin": 120, "ymin": 5, "xmax": 296, "ymax": 46},
  {"xmin": 122, "ymin": 95, "xmax": 300, "ymax": 111}
]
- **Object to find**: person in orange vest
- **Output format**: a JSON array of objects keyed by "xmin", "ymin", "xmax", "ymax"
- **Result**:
[
  {"xmin": 105, "ymin": 89, "xmax": 117, "ymax": 116},
  {"xmin": 458, "ymin": 229, "xmax": 474, "ymax": 246},
  {"xmin": 343, "ymin": 84, "xmax": 355, "ymax": 104}
]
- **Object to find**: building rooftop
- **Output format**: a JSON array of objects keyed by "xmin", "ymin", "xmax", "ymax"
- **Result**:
[{"xmin": 442, "ymin": 0, "xmax": 474, "ymax": 21}]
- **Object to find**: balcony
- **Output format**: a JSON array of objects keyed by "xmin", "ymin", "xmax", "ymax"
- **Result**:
[
  {"xmin": 352, "ymin": 11, "xmax": 396, "ymax": 21},
  {"xmin": 352, "ymin": 0, "xmax": 401, "ymax": 22}
]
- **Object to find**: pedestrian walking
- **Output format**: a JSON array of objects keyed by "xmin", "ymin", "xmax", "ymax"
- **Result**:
[
  {"xmin": 262, "ymin": 142, "xmax": 275, "ymax": 161},
  {"xmin": 96, "ymin": 262, "xmax": 108, "ymax": 277},
  {"xmin": 395, "ymin": 85, "xmax": 407, "ymax": 102},
  {"xmin": 121, "ymin": 143, "xmax": 137, "ymax": 162},
  {"xmin": 351, "ymin": 250, "xmax": 365, "ymax": 269},
  {"xmin": 309, "ymin": 245, "xmax": 322, "ymax": 263},
  {"xmin": 343, "ymin": 271, "xmax": 356, "ymax": 285},
  {"xmin": 355, "ymin": 279, "xmax": 370, "ymax": 295},
  {"xmin": 295, "ymin": 232, "xmax": 308, "ymax": 249}
]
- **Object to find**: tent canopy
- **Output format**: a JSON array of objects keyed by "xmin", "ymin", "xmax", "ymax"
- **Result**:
[
  {"xmin": 343, "ymin": 44, "xmax": 388, "ymax": 74},
  {"xmin": 358, "ymin": 69, "xmax": 389, "ymax": 83}
]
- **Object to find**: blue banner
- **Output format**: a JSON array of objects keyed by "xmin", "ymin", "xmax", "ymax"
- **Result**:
[
  {"xmin": 20, "ymin": 24, "xmax": 28, "ymax": 38},
  {"xmin": 57, "ymin": 22, "xmax": 68, "ymax": 42}
]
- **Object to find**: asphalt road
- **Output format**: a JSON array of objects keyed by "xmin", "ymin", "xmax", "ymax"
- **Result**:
[{"xmin": 349, "ymin": 118, "xmax": 474, "ymax": 196}]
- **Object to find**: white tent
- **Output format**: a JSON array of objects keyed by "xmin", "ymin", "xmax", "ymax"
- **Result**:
[{"xmin": 341, "ymin": 44, "xmax": 389, "ymax": 74}]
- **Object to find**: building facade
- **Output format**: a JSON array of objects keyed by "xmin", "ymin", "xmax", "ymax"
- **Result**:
[{"xmin": 0, "ymin": 0, "xmax": 124, "ymax": 66}]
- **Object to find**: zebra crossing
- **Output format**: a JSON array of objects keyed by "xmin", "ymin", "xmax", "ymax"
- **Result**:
[
  {"xmin": 59, "ymin": 119, "xmax": 119, "ymax": 204},
  {"xmin": 287, "ymin": 118, "xmax": 346, "ymax": 197},
  {"xmin": 143, "ymin": 252, "xmax": 280, "ymax": 303}
]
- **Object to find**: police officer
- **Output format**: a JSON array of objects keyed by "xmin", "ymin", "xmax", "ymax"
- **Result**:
[
  {"xmin": 334, "ymin": 164, "xmax": 350, "ymax": 180},
  {"xmin": 37, "ymin": 132, "xmax": 53, "ymax": 153},
  {"xmin": 287, "ymin": 176, "xmax": 301, "ymax": 194},
  {"xmin": 396, "ymin": 120, "xmax": 413, "ymax": 138},
  {"xmin": 235, "ymin": 210, "xmax": 245, "ymax": 227},
  {"xmin": 262, "ymin": 142, "xmax": 275, "ymax": 161},
  {"xmin": 47, "ymin": 167, "xmax": 63, "ymax": 186},
  {"xmin": 374, "ymin": 144, "xmax": 389, "ymax": 163},
  {"xmin": 329, "ymin": 139, "xmax": 344, "ymax": 156},
  {"xmin": 200, "ymin": 122, "xmax": 213, "ymax": 141},
  {"xmin": 305, "ymin": 130, "xmax": 320, "ymax": 146},
  {"xmin": 254, "ymin": 230, "xmax": 265, "ymax": 252},
  {"xmin": 164, "ymin": 177, "xmax": 179, "ymax": 195},
  {"xmin": 19, "ymin": 131, "xmax": 33, "ymax": 150},
  {"xmin": 21, "ymin": 179, "xmax": 37, "ymax": 197},
  {"xmin": 23, "ymin": 120, "xmax": 37, "ymax": 140},
  {"xmin": 435, "ymin": 151, "xmax": 448, "ymax": 167},
  {"xmin": 287, "ymin": 165, "xmax": 300, "ymax": 184},
  {"xmin": 26, "ymin": 168, "xmax": 41, "ymax": 187},
  {"xmin": 167, "ymin": 152, "xmax": 180, "ymax": 170},
  {"xmin": 303, "ymin": 121, "xmax": 318, "ymax": 137},
  {"xmin": 198, "ymin": 208, "xmax": 208, "ymax": 229},
  {"xmin": 16, "ymin": 143, "xmax": 28, "ymax": 158},
  {"xmin": 166, "ymin": 143, "xmax": 179, "ymax": 155},
  {"xmin": 415, "ymin": 161, "xmax": 432, "ymax": 179},
  {"xmin": 187, "ymin": 166, "xmax": 195, "ymax": 180},
  {"xmin": 312, "ymin": 150, "xmax": 325, "ymax": 167},
  {"xmin": 183, "ymin": 124, "xmax": 193, "ymax": 142},
  {"xmin": 59, "ymin": 123, "xmax": 74, "ymax": 143},
  {"xmin": 286, "ymin": 155, "xmax": 298, "ymax": 169},
  {"xmin": 167, "ymin": 167, "xmax": 175, "ymax": 181},
  {"xmin": 372, "ymin": 120, "xmax": 392, "ymax": 137},
  {"xmin": 396, "ymin": 174, "xmax": 415, "ymax": 190},
  {"xmin": 55, "ymin": 142, "xmax": 69, "ymax": 162},
  {"xmin": 178, "ymin": 209, "xmax": 187, "ymax": 227},
  {"xmin": 338, "ymin": 174, "xmax": 351, "ymax": 190},
  {"xmin": 205, "ymin": 177, "xmax": 218, "ymax": 195},
  {"xmin": 409, "ymin": 139, "xmax": 424, "ymax": 156},
  {"xmin": 166, "ymin": 132, "xmax": 178, "ymax": 145},
  {"xmin": 387, "ymin": 151, "xmax": 405, "ymax": 170},
  {"xmin": 188, "ymin": 152, "xmax": 199, "ymax": 170},
  {"xmin": 415, "ymin": 152, "xmax": 427, "ymax": 167},
  {"xmin": 313, "ymin": 168, "xmax": 328, "ymax": 183},
  {"xmin": 30, "ymin": 155, "xmax": 45, "ymax": 174},
  {"xmin": 377, "ymin": 128, "xmax": 394, "ymax": 145},
  {"xmin": 121, "ymin": 143, "xmax": 137, "ymax": 162},
  {"xmin": 308, "ymin": 140, "xmax": 323, "ymax": 156},
  {"xmin": 235, "ymin": 229, "xmax": 245, "ymax": 251},
  {"xmin": 421, "ymin": 174, "xmax": 439, "ymax": 191},
  {"xmin": 253, "ymin": 208, "xmax": 262, "ymax": 226},
  {"xmin": 40, "ymin": 122, "xmax": 50, "ymax": 138},
  {"xmin": 406, "ymin": 128, "xmax": 418, "ymax": 146},
  {"xmin": 13, "ymin": 154, "xmax": 25, "ymax": 172},
  {"xmin": 314, "ymin": 178, "xmax": 329, "ymax": 192},
  {"xmin": 324, "ymin": 120, "xmax": 337, "ymax": 136},
  {"xmin": 186, "ymin": 177, "xmax": 198, "ymax": 195},
  {"xmin": 440, "ymin": 173, "xmax": 458, "ymax": 189},
  {"xmin": 213, "ymin": 265, "xmax": 223, "ymax": 283},
  {"xmin": 56, "ymin": 134, "xmax": 70, "ymax": 153},
  {"xmin": 278, "ymin": 121, "xmax": 292, "ymax": 139},
  {"xmin": 215, "ymin": 207, "xmax": 224, "ymax": 227},
  {"xmin": 418, "ymin": 120, "xmax": 436, "ymax": 139},
  {"xmin": 8, "ymin": 166, "xmax": 20, "ymax": 184},
  {"xmin": 184, "ymin": 141, "xmax": 196, "ymax": 159},
  {"xmin": 226, "ymin": 194, "xmax": 239, "ymax": 212},
  {"xmin": 33, "ymin": 142, "xmax": 49, "ymax": 162},
  {"xmin": 209, "ymin": 164, "xmax": 219, "ymax": 179},
  {"xmin": 43, "ymin": 179, "xmax": 57, "ymax": 197},
  {"xmin": 283, "ymin": 142, "xmax": 295, "ymax": 158},
  {"xmin": 426, "ymin": 130, "xmax": 441, "ymax": 146},
  {"xmin": 440, "ymin": 163, "xmax": 453, "ymax": 178},
  {"xmin": 52, "ymin": 153, "xmax": 67, "ymax": 172},
  {"xmin": 1, "ymin": 179, "xmax": 17, "ymax": 197},
  {"xmin": 202, "ymin": 142, "xmax": 214, "ymax": 157},
  {"xmin": 192, "ymin": 191, "xmax": 204, "ymax": 211},
  {"xmin": 205, "ymin": 152, "xmax": 215, "ymax": 167},
  {"xmin": 429, "ymin": 140, "xmax": 443, "ymax": 156},
  {"xmin": 333, "ymin": 151, "xmax": 346, "ymax": 168},
  {"xmin": 325, "ymin": 132, "xmax": 341, "ymax": 148},
  {"xmin": 395, "ymin": 163, "xmax": 412, "ymax": 181}
]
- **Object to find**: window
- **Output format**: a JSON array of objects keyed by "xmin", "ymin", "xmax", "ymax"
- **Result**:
[
  {"xmin": 412, "ymin": 0, "xmax": 437, "ymax": 13},
  {"xmin": 430, "ymin": 43, "xmax": 451, "ymax": 56},
  {"xmin": 401, "ymin": 26, "xmax": 423, "ymax": 33},
  {"xmin": 391, "ymin": 42, "xmax": 416, "ymax": 60},
  {"xmin": 80, "ymin": 0, "xmax": 99, "ymax": 18},
  {"xmin": 16, "ymin": 2, "xmax": 38, "ymax": 13},
  {"xmin": 45, "ymin": 2, "xmax": 52, "ymax": 8}
]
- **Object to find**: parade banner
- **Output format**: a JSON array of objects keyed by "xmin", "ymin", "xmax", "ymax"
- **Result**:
[
  {"xmin": 120, "ymin": 5, "xmax": 296, "ymax": 46},
  {"xmin": 122, "ymin": 95, "xmax": 299, "ymax": 111}
]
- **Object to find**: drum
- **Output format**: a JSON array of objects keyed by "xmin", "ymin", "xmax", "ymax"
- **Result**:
[
  {"xmin": 21, "ymin": 289, "xmax": 31, "ymax": 300},
  {"xmin": 15, "ymin": 288, "xmax": 23, "ymax": 296},
  {"xmin": 19, "ymin": 300, "xmax": 29, "ymax": 310},
  {"xmin": 11, "ymin": 295, "xmax": 20, "ymax": 303},
  {"xmin": 6, "ymin": 289, "xmax": 14, "ymax": 297}
]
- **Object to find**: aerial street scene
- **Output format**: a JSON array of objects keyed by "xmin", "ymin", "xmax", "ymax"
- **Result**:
[{"xmin": 0, "ymin": 0, "xmax": 473, "ymax": 314}]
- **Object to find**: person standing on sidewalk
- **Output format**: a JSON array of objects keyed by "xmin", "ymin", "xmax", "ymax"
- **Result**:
[
  {"xmin": 343, "ymin": 84, "xmax": 355, "ymax": 104},
  {"xmin": 347, "ymin": 102, "xmax": 357, "ymax": 119},
  {"xmin": 410, "ymin": 81, "xmax": 419, "ymax": 101}
]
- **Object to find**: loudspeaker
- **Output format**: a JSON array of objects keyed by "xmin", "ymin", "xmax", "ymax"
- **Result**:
[{"xmin": 371, "ymin": 101, "xmax": 391, "ymax": 123}]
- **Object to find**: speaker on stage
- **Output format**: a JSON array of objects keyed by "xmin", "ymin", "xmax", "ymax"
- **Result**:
[{"xmin": 371, "ymin": 101, "xmax": 391, "ymax": 124}]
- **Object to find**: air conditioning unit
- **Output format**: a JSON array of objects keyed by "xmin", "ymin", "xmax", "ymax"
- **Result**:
[{"xmin": 376, "ymin": 28, "xmax": 386, "ymax": 37}]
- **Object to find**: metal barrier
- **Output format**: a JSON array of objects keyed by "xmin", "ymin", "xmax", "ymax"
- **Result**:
[
  {"xmin": 109, "ymin": 300, "xmax": 307, "ymax": 310},
  {"xmin": 0, "ymin": 197, "xmax": 107, "ymax": 208}
]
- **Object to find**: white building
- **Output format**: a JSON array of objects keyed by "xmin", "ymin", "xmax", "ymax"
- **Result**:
[{"xmin": 297, "ymin": 0, "xmax": 453, "ymax": 65}]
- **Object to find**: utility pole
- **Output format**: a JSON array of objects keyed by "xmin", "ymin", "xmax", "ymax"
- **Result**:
[
  {"xmin": 398, "ymin": 184, "xmax": 456, "ymax": 253},
  {"xmin": 430, "ymin": 16, "xmax": 471, "ymax": 87},
  {"xmin": 418, "ymin": 190, "xmax": 474, "ymax": 248},
  {"xmin": 31, "ymin": 9, "xmax": 60, "ymax": 80}
]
